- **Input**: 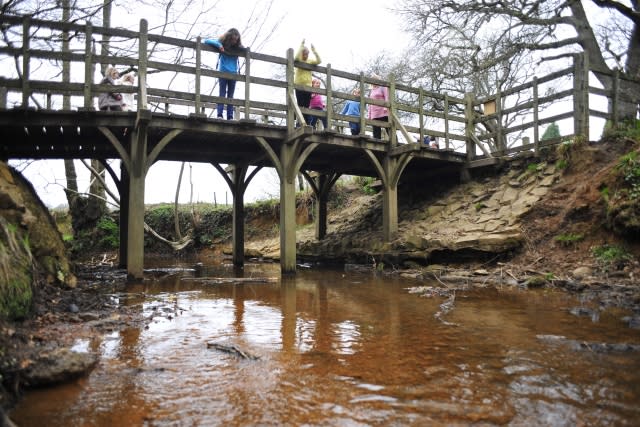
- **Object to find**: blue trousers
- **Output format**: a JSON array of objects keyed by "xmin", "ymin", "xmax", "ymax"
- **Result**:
[{"xmin": 217, "ymin": 78, "xmax": 236, "ymax": 119}]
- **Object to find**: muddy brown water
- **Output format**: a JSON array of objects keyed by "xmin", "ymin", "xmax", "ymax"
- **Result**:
[{"xmin": 10, "ymin": 261, "xmax": 640, "ymax": 426}]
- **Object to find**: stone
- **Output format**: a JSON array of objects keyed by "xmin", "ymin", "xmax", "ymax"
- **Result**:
[
  {"xmin": 501, "ymin": 187, "xmax": 520, "ymax": 204},
  {"xmin": 24, "ymin": 348, "xmax": 98, "ymax": 387},
  {"xmin": 484, "ymin": 221, "xmax": 505, "ymax": 232},
  {"xmin": 572, "ymin": 266, "xmax": 593, "ymax": 279},
  {"xmin": 539, "ymin": 175, "xmax": 557, "ymax": 186}
]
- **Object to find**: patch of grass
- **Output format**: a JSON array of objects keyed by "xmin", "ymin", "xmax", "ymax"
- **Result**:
[
  {"xmin": 527, "ymin": 163, "xmax": 540, "ymax": 173},
  {"xmin": 591, "ymin": 244, "xmax": 632, "ymax": 271},
  {"xmin": 354, "ymin": 176, "xmax": 377, "ymax": 195},
  {"xmin": 602, "ymin": 118, "xmax": 640, "ymax": 140},
  {"xmin": 555, "ymin": 159, "xmax": 568, "ymax": 170},
  {"xmin": 554, "ymin": 233, "xmax": 584, "ymax": 247},
  {"xmin": 474, "ymin": 202, "xmax": 486, "ymax": 212},
  {"xmin": 600, "ymin": 185, "xmax": 610, "ymax": 202}
]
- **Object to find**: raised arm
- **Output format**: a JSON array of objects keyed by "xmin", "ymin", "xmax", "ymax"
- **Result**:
[{"xmin": 310, "ymin": 44, "xmax": 321, "ymax": 65}]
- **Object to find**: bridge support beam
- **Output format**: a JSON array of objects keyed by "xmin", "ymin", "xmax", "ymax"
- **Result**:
[
  {"xmin": 382, "ymin": 156, "xmax": 398, "ymax": 241},
  {"xmin": 231, "ymin": 175, "xmax": 246, "ymax": 267},
  {"xmin": 302, "ymin": 171, "xmax": 341, "ymax": 240},
  {"xmin": 126, "ymin": 113, "xmax": 150, "ymax": 280},
  {"xmin": 364, "ymin": 151, "xmax": 414, "ymax": 243},
  {"xmin": 280, "ymin": 142, "xmax": 297, "ymax": 273},
  {"xmin": 119, "ymin": 162, "xmax": 130, "ymax": 268},
  {"xmin": 214, "ymin": 162, "xmax": 262, "ymax": 267}
]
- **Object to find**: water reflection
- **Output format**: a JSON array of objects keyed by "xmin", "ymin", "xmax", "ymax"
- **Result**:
[{"xmin": 10, "ymin": 263, "xmax": 640, "ymax": 426}]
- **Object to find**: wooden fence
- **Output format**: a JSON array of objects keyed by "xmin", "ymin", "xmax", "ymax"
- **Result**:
[{"xmin": 0, "ymin": 14, "xmax": 637, "ymax": 163}]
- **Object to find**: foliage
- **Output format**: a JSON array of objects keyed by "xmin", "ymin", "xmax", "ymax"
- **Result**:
[
  {"xmin": 96, "ymin": 217, "xmax": 119, "ymax": 249},
  {"xmin": 602, "ymin": 119, "xmax": 640, "ymax": 141},
  {"xmin": 555, "ymin": 137, "xmax": 586, "ymax": 171},
  {"xmin": 354, "ymin": 176, "xmax": 378, "ymax": 195},
  {"xmin": 526, "ymin": 163, "xmax": 540, "ymax": 173},
  {"xmin": 591, "ymin": 244, "xmax": 633, "ymax": 271},
  {"xmin": 554, "ymin": 233, "xmax": 584, "ymax": 247},
  {"xmin": 541, "ymin": 123, "xmax": 561, "ymax": 141},
  {"xmin": 474, "ymin": 202, "xmax": 486, "ymax": 212},
  {"xmin": 616, "ymin": 150, "xmax": 640, "ymax": 200},
  {"xmin": 555, "ymin": 159, "xmax": 568, "ymax": 170}
]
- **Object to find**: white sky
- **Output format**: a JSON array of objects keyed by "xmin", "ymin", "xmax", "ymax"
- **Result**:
[{"xmin": 12, "ymin": 0, "xmax": 409, "ymax": 208}]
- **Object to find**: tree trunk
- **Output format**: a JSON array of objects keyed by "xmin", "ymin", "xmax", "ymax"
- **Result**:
[{"xmin": 570, "ymin": 0, "xmax": 639, "ymax": 120}]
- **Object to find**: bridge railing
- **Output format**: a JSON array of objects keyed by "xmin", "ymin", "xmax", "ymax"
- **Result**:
[
  {"xmin": 0, "ymin": 15, "xmax": 635, "ymax": 163},
  {"xmin": 0, "ymin": 15, "xmax": 470, "ymax": 150}
]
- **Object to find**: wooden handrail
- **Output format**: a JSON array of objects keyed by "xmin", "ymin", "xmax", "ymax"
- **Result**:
[{"xmin": 1, "ymin": 14, "xmax": 635, "ymax": 160}]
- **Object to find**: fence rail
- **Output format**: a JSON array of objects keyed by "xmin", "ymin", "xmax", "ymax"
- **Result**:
[{"xmin": 0, "ymin": 14, "xmax": 637, "ymax": 162}]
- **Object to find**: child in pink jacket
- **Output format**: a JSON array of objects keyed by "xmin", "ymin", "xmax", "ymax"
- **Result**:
[{"xmin": 367, "ymin": 75, "xmax": 389, "ymax": 139}]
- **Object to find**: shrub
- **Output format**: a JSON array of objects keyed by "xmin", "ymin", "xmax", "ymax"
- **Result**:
[
  {"xmin": 616, "ymin": 150, "xmax": 640, "ymax": 200},
  {"xmin": 591, "ymin": 244, "xmax": 632, "ymax": 271},
  {"xmin": 97, "ymin": 217, "xmax": 120, "ymax": 249}
]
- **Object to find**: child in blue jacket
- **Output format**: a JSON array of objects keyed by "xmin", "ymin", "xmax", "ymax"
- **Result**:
[
  {"xmin": 204, "ymin": 28, "xmax": 244, "ymax": 120},
  {"xmin": 341, "ymin": 88, "xmax": 362, "ymax": 135}
]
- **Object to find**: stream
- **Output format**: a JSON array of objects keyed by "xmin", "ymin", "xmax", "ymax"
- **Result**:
[{"xmin": 10, "ymin": 261, "xmax": 640, "ymax": 426}]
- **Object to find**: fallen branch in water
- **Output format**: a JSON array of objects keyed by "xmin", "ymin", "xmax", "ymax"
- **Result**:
[{"xmin": 207, "ymin": 342, "xmax": 260, "ymax": 360}]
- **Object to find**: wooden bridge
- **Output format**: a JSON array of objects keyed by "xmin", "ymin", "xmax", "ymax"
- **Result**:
[{"xmin": 0, "ymin": 15, "xmax": 628, "ymax": 279}]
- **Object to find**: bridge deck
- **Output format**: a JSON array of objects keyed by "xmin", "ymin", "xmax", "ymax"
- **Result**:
[{"xmin": 1, "ymin": 108, "xmax": 466, "ymax": 179}]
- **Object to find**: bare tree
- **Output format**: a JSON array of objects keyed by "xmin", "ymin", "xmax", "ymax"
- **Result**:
[{"xmin": 395, "ymin": 0, "xmax": 639, "ymax": 119}]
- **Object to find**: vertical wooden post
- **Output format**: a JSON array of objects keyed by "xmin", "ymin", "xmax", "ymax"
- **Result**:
[
  {"xmin": 137, "ymin": 19, "xmax": 148, "ymax": 111},
  {"xmin": 83, "ymin": 23, "xmax": 94, "ymax": 109},
  {"xmin": 444, "ymin": 93, "xmax": 450, "ymax": 149},
  {"xmin": 533, "ymin": 77, "xmax": 539, "ymax": 156},
  {"xmin": 244, "ymin": 48, "xmax": 251, "ymax": 119},
  {"xmin": 280, "ymin": 144, "xmax": 297, "ymax": 273},
  {"xmin": 119, "ymin": 161, "xmax": 130, "ymax": 268},
  {"xmin": 573, "ymin": 53, "xmax": 589, "ymax": 139},
  {"xmin": 126, "ymin": 19, "xmax": 150, "ymax": 280},
  {"xmin": 221, "ymin": 164, "xmax": 251, "ymax": 267},
  {"xmin": 62, "ymin": 1, "xmax": 71, "ymax": 111},
  {"xmin": 496, "ymin": 88, "xmax": 503, "ymax": 156},
  {"xmin": 612, "ymin": 68, "xmax": 619, "ymax": 127},
  {"xmin": 382, "ymin": 157, "xmax": 398, "ymax": 242},
  {"xmin": 389, "ymin": 75, "xmax": 397, "ymax": 146},
  {"xmin": 464, "ymin": 92, "xmax": 475, "ymax": 162},
  {"xmin": 195, "ymin": 36, "xmax": 202, "ymax": 114},
  {"xmin": 0, "ymin": 87, "xmax": 6, "ymax": 109},
  {"xmin": 418, "ymin": 88, "xmax": 424, "ymax": 144},
  {"xmin": 21, "ymin": 17, "xmax": 30, "ymax": 108},
  {"xmin": 325, "ymin": 64, "xmax": 333, "ymax": 130},
  {"xmin": 311, "ymin": 172, "xmax": 339, "ymax": 240},
  {"xmin": 286, "ymin": 48, "xmax": 295, "ymax": 134},
  {"xmin": 314, "ymin": 174, "xmax": 328, "ymax": 240},
  {"xmin": 126, "ymin": 123, "xmax": 148, "ymax": 280},
  {"xmin": 358, "ymin": 72, "xmax": 366, "ymax": 135}
]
